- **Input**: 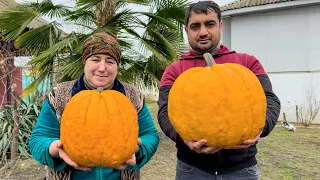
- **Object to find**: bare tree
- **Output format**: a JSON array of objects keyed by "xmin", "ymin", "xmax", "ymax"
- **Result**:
[
  {"xmin": 0, "ymin": 40, "xmax": 21, "ymax": 162},
  {"xmin": 297, "ymin": 77, "xmax": 320, "ymax": 127},
  {"xmin": 0, "ymin": 40, "xmax": 18, "ymax": 108}
]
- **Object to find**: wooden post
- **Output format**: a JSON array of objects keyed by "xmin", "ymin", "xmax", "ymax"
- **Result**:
[
  {"xmin": 296, "ymin": 105, "xmax": 299, "ymax": 123},
  {"xmin": 6, "ymin": 58, "xmax": 13, "ymax": 106},
  {"xmin": 283, "ymin": 112, "xmax": 286, "ymax": 122},
  {"xmin": 11, "ymin": 109, "xmax": 19, "ymax": 160}
]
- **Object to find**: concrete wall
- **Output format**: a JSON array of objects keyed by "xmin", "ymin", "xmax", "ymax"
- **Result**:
[
  {"xmin": 269, "ymin": 72, "xmax": 320, "ymax": 124},
  {"xmin": 225, "ymin": 5, "xmax": 320, "ymax": 73},
  {"xmin": 222, "ymin": 5, "xmax": 320, "ymax": 123}
]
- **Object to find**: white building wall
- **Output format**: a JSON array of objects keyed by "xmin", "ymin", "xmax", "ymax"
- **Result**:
[
  {"xmin": 230, "ymin": 5, "xmax": 320, "ymax": 73},
  {"xmin": 269, "ymin": 73, "xmax": 320, "ymax": 124},
  {"xmin": 222, "ymin": 18, "xmax": 231, "ymax": 49},
  {"xmin": 222, "ymin": 5, "xmax": 320, "ymax": 123}
]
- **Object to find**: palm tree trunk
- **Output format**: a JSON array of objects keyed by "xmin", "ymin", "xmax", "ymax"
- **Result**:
[{"xmin": 95, "ymin": 0, "xmax": 116, "ymax": 27}]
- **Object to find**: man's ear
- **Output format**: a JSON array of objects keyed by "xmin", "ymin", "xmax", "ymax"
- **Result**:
[
  {"xmin": 184, "ymin": 26, "xmax": 188, "ymax": 33},
  {"xmin": 219, "ymin": 20, "xmax": 223, "ymax": 33}
]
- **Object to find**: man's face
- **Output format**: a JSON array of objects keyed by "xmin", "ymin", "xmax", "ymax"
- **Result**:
[{"xmin": 185, "ymin": 10, "xmax": 223, "ymax": 52}]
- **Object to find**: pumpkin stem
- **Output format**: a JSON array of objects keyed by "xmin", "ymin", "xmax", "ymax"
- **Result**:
[
  {"xmin": 203, "ymin": 53, "xmax": 216, "ymax": 66},
  {"xmin": 97, "ymin": 87, "xmax": 104, "ymax": 92}
]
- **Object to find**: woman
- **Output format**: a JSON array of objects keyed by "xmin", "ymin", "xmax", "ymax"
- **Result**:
[{"xmin": 28, "ymin": 32, "xmax": 160, "ymax": 180}]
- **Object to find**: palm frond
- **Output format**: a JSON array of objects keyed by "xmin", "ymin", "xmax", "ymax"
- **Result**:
[
  {"xmin": 159, "ymin": 0, "xmax": 188, "ymax": 21},
  {"xmin": 20, "ymin": 0, "xmax": 72, "ymax": 19},
  {"xmin": 118, "ymin": 60, "xmax": 151, "ymax": 86},
  {"xmin": 131, "ymin": 26, "xmax": 179, "ymax": 62},
  {"xmin": 98, "ymin": 9, "xmax": 135, "ymax": 33},
  {"xmin": 0, "ymin": 9, "xmax": 38, "ymax": 40},
  {"xmin": 158, "ymin": 26, "xmax": 186, "ymax": 50},
  {"xmin": 118, "ymin": 0, "xmax": 151, "ymax": 4},
  {"xmin": 126, "ymin": 0, "xmax": 188, "ymax": 63},
  {"xmin": 139, "ymin": 12, "xmax": 176, "ymax": 29},
  {"xmin": 147, "ymin": 28, "xmax": 176, "ymax": 58},
  {"xmin": 21, "ymin": 32, "xmax": 79, "ymax": 96},
  {"xmin": 115, "ymin": 0, "xmax": 150, "ymax": 11},
  {"xmin": 37, "ymin": 0, "xmax": 72, "ymax": 19},
  {"xmin": 27, "ymin": 32, "xmax": 79, "ymax": 65},
  {"xmin": 21, "ymin": 66, "xmax": 51, "ymax": 97},
  {"xmin": 66, "ymin": 9, "xmax": 96, "ymax": 29},
  {"xmin": 76, "ymin": 0, "xmax": 104, "ymax": 10},
  {"xmin": 60, "ymin": 54, "xmax": 83, "ymax": 81},
  {"xmin": 118, "ymin": 55, "xmax": 164, "ymax": 88},
  {"xmin": 15, "ymin": 23, "xmax": 62, "ymax": 55},
  {"xmin": 148, "ymin": 0, "xmax": 189, "ymax": 35},
  {"xmin": 144, "ymin": 55, "xmax": 167, "ymax": 81}
]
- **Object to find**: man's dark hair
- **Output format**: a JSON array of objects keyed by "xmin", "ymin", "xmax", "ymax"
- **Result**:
[{"xmin": 184, "ymin": 1, "xmax": 221, "ymax": 26}]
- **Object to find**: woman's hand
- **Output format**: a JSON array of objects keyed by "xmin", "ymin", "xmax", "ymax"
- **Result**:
[
  {"xmin": 115, "ymin": 153, "xmax": 136, "ymax": 170},
  {"xmin": 115, "ymin": 138, "xmax": 142, "ymax": 170},
  {"xmin": 136, "ymin": 138, "xmax": 142, "ymax": 153},
  {"xmin": 49, "ymin": 140, "xmax": 92, "ymax": 171}
]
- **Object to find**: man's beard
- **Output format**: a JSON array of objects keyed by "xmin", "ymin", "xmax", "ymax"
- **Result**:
[{"xmin": 192, "ymin": 40, "xmax": 219, "ymax": 52}]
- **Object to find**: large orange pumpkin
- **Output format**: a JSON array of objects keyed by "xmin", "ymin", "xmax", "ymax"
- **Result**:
[
  {"xmin": 168, "ymin": 53, "xmax": 266, "ymax": 149},
  {"xmin": 60, "ymin": 88, "xmax": 138, "ymax": 168}
]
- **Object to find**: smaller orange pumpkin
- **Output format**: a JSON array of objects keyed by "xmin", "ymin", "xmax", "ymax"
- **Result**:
[{"xmin": 60, "ymin": 87, "xmax": 138, "ymax": 168}]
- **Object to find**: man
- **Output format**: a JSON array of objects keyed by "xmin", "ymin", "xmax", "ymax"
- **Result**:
[{"xmin": 157, "ymin": 1, "xmax": 281, "ymax": 179}]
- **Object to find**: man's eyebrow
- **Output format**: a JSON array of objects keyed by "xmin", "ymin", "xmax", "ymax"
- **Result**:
[
  {"xmin": 189, "ymin": 20, "xmax": 217, "ymax": 26},
  {"xmin": 205, "ymin": 20, "xmax": 217, "ymax": 24},
  {"xmin": 189, "ymin": 22, "xmax": 200, "ymax": 26}
]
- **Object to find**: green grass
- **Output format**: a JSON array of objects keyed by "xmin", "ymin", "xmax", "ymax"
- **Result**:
[
  {"xmin": 1, "ymin": 102, "xmax": 319, "ymax": 180},
  {"xmin": 256, "ymin": 126, "xmax": 320, "ymax": 180}
]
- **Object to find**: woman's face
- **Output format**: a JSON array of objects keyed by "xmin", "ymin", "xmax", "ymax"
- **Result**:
[{"xmin": 84, "ymin": 54, "xmax": 118, "ymax": 89}]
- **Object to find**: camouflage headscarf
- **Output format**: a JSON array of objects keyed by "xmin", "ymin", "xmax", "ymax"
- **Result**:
[{"xmin": 82, "ymin": 32, "xmax": 121, "ymax": 64}]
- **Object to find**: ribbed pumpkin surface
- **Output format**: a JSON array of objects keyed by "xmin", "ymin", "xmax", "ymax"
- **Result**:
[
  {"xmin": 168, "ymin": 63, "xmax": 266, "ymax": 149},
  {"xmin": 60, "ymin": 90, "xmax": 138, "ymax": 168}
]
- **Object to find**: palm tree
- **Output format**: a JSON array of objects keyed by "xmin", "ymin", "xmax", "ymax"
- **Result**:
[{"xmin": 0, "ymin": 0, "xmax": 189, "ymax": 97}]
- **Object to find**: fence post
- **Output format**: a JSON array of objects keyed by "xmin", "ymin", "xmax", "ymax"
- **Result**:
[
  {"xmin": 296, "ymin": 105, "xmax": 299, "ymax": 123},
  {"xmin": 11, "ymin": 109, "xmax": 19, "ymax": 160}
]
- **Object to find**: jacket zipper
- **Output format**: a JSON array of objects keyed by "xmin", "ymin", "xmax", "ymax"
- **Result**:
[{"xmin": 215, "ymin": 150, "xmax": 223, "ymax": 175}]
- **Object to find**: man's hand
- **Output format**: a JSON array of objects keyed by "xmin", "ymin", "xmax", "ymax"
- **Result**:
[
  {"xmin": 115, "ymin": 138, "xmax": 142, "ymax": 170},
  {"xmin": 49, "ymin": 140, "xmax": 92, "ymax": 171},
  {"xmin": 184, "ymin": 139, "xmax": 221, "ymax": 154},
  {"xmin": 233, "ymin": 130, "xmax": 263, "ymax": 149}
]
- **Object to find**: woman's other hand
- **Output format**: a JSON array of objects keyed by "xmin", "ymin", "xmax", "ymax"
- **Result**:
[{"xmin": 49, "ymin": 140, "xmax": 92, "ymax": 171}]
